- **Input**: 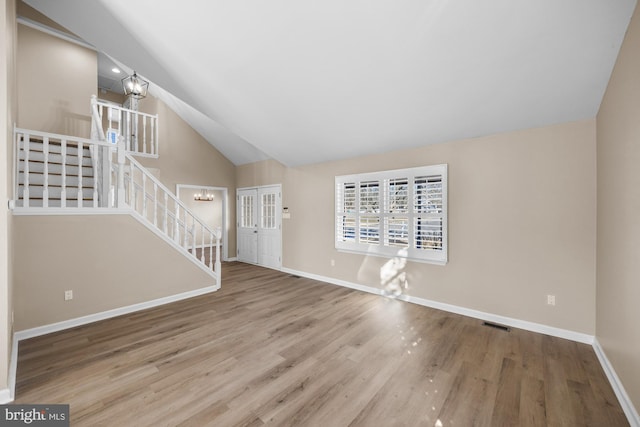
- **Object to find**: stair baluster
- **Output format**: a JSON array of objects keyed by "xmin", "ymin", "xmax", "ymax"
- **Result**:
[
  {"xmin": 23, "ymin": 133, "xmax": 29, "ymax": 207},
  {"xmin": 61, "ymin": 139, "xmax": 67, "ymax": 208},
  {"xmin": 153, "ymin": 182, "xmax": 158, "ymax": 227},
  {"xmin": 77, "ymin": 141, "xmax": 83, "ymax": 206},
  {"xmin": 163, "ymin": 192, "xmax": 168, "ymax": 234},
  {"xmin": 42, "ymin": 137, "xmax": 49, "ymax": 208}
]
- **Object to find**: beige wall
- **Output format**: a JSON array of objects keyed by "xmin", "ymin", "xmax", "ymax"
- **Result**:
[
  {"xmin": 596, "ymin": 3, "xmax": 640, "ymax": 412},
  {"xmin": 13, "ymin": 215, "xmax": 217, "ymax": 330},
  {"xmin": 238, "ymin": 120, "xmax": 597, "ymax": 335},
  {"xmin": 137, "ymin": 96, "xmax": 237, "ymax": 255},
  {"xmin": 98, "ymin": 89, "xmax": 125, "ymax": 105},
  {"xmin": 236, "ymin": 159, "xmax": 287, "ymax": 189},
  {"xmin": 17, "ymin": 23, "xmax": 95, "ymax": 137},
  {"xmin": 1, "ymin": 0, "xmax": 16, "ymax": 396}
]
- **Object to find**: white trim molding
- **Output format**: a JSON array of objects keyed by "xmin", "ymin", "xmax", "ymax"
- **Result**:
[
  {"xmin": 15, "ymin": 285, "xmax": 218, "ymax": 341},
  {"xmin": 593, "ymin": 338, "xmax": 640, "ymax": 427},
  {"xmin": 0, "ymin": 389, "xmax": 11, "ymax": 404},
  {"xmin": 11, "ymin": 207, "xmax": 132, "ymax": 216},
  {"xmin": 281, "ymin": 267, "xmax": 594, "ymax": 345},
  {"xmin": 7, "ymin": 333, "xmax": 19, "ymax": 402}
]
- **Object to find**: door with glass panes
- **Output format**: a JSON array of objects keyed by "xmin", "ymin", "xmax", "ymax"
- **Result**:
[{"xmin": 237, "ymin": 185, "xmax": 282, "ymax": 269}]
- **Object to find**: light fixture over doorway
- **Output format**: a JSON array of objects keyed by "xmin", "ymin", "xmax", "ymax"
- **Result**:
[{"xmin": 194, "ymin": 189, "xmax": 215, "ymax": 201}]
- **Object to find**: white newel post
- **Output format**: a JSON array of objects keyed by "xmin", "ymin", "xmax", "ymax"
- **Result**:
[
  {"xmin": 117, "ymin": 136, "xmax": 126, "ymax": 208},
  {"xmin": 77, "ymin": 142, "xmax": 84, "ymax": 206},
  {"xmin": 23, "ymin": 133, "xmax": 29, "ymax": 207},
  {"xmin": 60, "ymin": 139, "xmax": 67, "ymax": 208},
  {"xmin": 42, "ymin": 137, "xmax": 49, "ymax": 208}
]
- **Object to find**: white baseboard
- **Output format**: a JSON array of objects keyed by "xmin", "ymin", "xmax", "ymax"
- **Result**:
[
  {"xmin": 593, "ymin": 338, "xmax": 640, "ymax": 427},
  {"xmin": 283, "ymin": 267, "xmax": 640, "ymax": 426},
  {"xmin": 8, "ymin": 284, "xmax": 219, "ymax": 403},
  {"xmin": 227, "ymin": 257, "xmax": 238, "ymax": 262},
  {"xmin": 281, "ymin": 267, "xmax": 594, "ymax": 344},
  {"xmin": 7, "ymin": 334, "xmax": 19, "ymax": 402},
  {"xmin": 0, "ymin": 388, "xmax": 11, "ymax": 404},
  {"xmin": 15, "ymin": 285, "xmax": 218, "ymax": 341}
]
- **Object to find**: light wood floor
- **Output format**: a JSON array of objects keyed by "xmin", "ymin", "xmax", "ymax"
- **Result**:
[{"xmin": 15, "ymin": 262, "xmax": 628, "ymax": 426}]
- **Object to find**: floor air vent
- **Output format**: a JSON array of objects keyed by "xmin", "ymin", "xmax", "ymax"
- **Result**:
[{"xmin": 482, "ymin": 321, "xmax": 511, "ymax": 332}]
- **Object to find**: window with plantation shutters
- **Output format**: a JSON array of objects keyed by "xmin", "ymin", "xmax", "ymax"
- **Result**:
[{"xmin": 335, "ymin": 164, "xmax": 447, "ymax": 264}]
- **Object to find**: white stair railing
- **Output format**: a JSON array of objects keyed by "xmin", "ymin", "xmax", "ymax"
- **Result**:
[
  {"xmin": 91, "ymin": 95, "xmax": 159, "ymax": 158},
  {"xmin": 14, "ymin": 128, "xmax": 105, "ymax": 208},
  {"xmin": 111, "ymin": 135, "xmax": 222, "ymax": 278}
]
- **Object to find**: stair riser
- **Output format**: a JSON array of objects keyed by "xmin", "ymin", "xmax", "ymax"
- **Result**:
[
  {"xmin": 18, "ymin": 186, "xmax": 95, "ymax": 200},
  {"xmin": 19, "ymin": 162, "xmax": 94, "ymax": 177},
  {"xmin": 19, "ymin": 150, "xmax": 94, "ymax": 167},
  {"xmin": 18, "ymin": 172, "xmax": 95, "ymax": 187},
  {"xmin": 20, "ymin": 140, "xmax": 91, "ymax": 157}
]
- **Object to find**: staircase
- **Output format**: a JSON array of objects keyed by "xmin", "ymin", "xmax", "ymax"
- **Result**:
[{"xmin": 12, "ymin": 96, "xmax": 221, "ymax": 282}]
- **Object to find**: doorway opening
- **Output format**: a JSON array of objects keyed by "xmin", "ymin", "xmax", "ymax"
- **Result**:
[
  {"xmin": 237, "ymin": 184, "xmax": 282, "ymax": 270},
  {"xmin": 176, "ymin": 184, "xmax": 229, "ymax": 261}
]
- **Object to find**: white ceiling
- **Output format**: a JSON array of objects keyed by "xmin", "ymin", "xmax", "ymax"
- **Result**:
[{"xmin": 24, "ymin": 0, "xmax": 637, "ymax": 167}]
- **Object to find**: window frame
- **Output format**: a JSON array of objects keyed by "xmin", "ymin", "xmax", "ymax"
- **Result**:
[{"xmin": 335, "ymin": 164, "xmax": 448, "ymax": 265}]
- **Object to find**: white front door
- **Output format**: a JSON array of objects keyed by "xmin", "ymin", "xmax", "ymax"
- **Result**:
[
  {"xmin": 257, "ymin": 186, "xmax": 282, "ymax": 269},
  {"xmin": 237, "ymin": 189, "xmax": 258, "ymax": 264},
  {"xmin": 237, "ymin": 185, "xmax": 282, "ymax": 269}
]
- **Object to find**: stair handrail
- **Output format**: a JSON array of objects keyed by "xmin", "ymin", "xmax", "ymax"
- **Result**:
[{"xmin": 114, "ymin": 135, "xmax": 222, "ymax": 279}]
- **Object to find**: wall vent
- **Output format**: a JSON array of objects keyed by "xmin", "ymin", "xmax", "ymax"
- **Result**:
[{"xmin": 482, "ymin": 321, "xmax": 511, "ymax": 332}]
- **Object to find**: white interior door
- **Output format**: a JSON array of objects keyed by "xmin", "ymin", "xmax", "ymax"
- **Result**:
[
  {"xmin": 237, "ymin": 189, "xmax": 258, "ymax": 264},
  {"xmin": 258, "ymin": 186, "xmax": 282, "ymax": 269},
  {"xmin": 237, "ymin": 185, "xmax": 282, "ymax": 269}
]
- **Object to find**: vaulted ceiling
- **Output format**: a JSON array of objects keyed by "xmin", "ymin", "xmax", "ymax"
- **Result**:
[{"xmin": 24, "ymin": 0, "xmax": 637, "ymax": 166}]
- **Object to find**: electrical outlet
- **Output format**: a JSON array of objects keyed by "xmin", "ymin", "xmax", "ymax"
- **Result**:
[
  {"xmin": 64, "ymin": 290, "xmax": 73, "ymax": 301},
  {"xmin": 547, "ymin": 294, "xmax": 556, "ymax": 306},
  {"xmin": 330, "ymin": 259, "xmax": 335, "ymax": 267}
]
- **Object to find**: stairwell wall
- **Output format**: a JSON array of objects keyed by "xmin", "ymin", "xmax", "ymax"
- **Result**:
[
  {"xmin": 12, "ymin": 215, "xmax": 217, "ymax": 331},
  {"xmin": 596, "ymin": 1, "xmax": 640, "ymax": 412},
  {"xmin": 16, "ymin": 22, "xmax": 95, "ymax": 138}
]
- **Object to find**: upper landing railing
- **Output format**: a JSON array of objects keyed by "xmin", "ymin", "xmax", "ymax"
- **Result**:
[{"xmin": 92, "ymin": 95, "xmax": 159, "ymax": 158}]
